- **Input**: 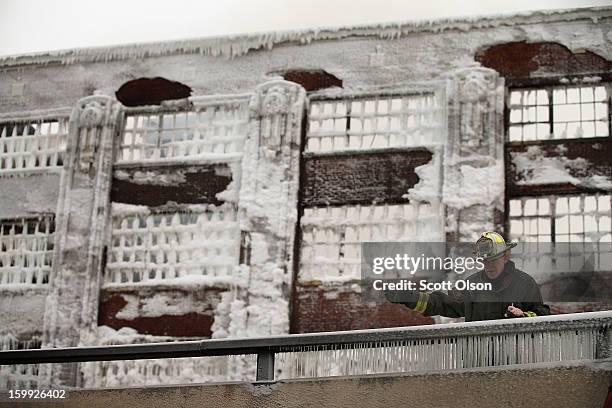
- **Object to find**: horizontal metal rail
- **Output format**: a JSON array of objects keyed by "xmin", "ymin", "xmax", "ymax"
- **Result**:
[{"xmin": 1, "ymin": 311, "xmax": 611, "ymax": 381}]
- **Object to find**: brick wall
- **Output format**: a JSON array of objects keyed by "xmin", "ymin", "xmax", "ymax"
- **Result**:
[
  {"xmin": 98, "ymin": 287, "xmax": 225, "ymax": 337},
  {"xmin": 291, "ymin": 283, "xmax": 433, "ymax": 333},
  {"xmin": 476, "ymin": 41, "xmax": 612, "ymax": 83},
  {"xmin": 111, "ymin": 164, "xmax": 232, "ymax": 206},
  {"xmin": 302, "ymin": 149, "xmax": 433, "ymax": 206}
]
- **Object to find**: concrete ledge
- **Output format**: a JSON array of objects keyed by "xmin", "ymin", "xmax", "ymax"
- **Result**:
[{"xmin": 10, "ymin": 360, "xmax": 612, "ymax": 408}]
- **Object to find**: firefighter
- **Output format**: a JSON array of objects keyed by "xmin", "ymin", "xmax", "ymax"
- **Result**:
[{"xmin": 385, "ymin": 231, "xmax": 550, "ymax": 321}]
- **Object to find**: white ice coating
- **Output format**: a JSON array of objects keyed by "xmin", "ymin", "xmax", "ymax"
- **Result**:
[
  {"xmin": 443, "ymin": 160, "xmax": 505, "ymax": 209},
  {"xmin": 0, "ymin": 334, "xmax": 42, "ymax": 390},
  {"xmin": 113, "ymin": 170, "xmax": 187, "ymax": 186},
  {"xmin": 113, "ymin": 290, "xmax": 224, "ymax": 320},
  {"xmin": 79, "ymin": 313, "xmax": 609, "ymax": 388},
  {"xmin": 79, "ymin": 326, "xmax": 255, "ymax": 387},
  {"xmin": 1, "ymin": 7, "xmax": 610, "ymax": 390},
  {"xmin": 0, "ymin": 7, "xmax": 608, "ymax": 65},
  {"xmin": 512, "ymin": 145, "xmax": 612, "ymax": 190},
  {"xmin": 0, "ymin": 288, "xmax": 47, "ymax": 336},
  {"xmin": 404, "ymin": 148, "xmax": 443, "ymax": 205}
]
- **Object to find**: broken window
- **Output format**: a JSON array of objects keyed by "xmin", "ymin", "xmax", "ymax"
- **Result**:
[
  {"xmin": 508, "ymin": 84, "xmax": 610, "ymax": 142},
  {"xmin": 0, "ymin": 118, "xmax": 68, "ymax": 173},
  {"xmin": 0, "ymin": 216, "xmax": 54, "ymax": 285},
  {"xmin": 300, "ymin": 203, "xmax": 439, "ymax": 281},
  {"xmin": 105, "ymin": 204, "xmax": 240, "ymax": 284},
  {"xmin": 118, "ymin": 103, "xmax": 248, "ymax": 163},
  {"xmin": 306, "ymin": 92, "xmax": 444, "ymax": 153}
]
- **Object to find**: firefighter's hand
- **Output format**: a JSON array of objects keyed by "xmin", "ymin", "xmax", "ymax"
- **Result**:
[{"xmin": 507, "ymin": 305, "xmax": 525, "ymax": 317}]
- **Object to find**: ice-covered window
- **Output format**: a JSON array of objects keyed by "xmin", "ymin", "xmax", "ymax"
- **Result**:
[
  {"xmin": 0, "ymin": 217, "xmax": 54, "ymax": 285},
  {"xmin": 508, "ymin": 84, "xmax": 610, "ymax": 142},
  {"xmin": 105, "ymin": 204, "xmax": 240, "ymax": 284},
  {"xmin": 306, "ymin": 92, "xmax": 444, "ymax": 153},
  {"xmin": 509, "ymin": 194, "xmax": 612, "ymax": 274},
  {"xmin": 509, "ymin": 194, "xmax": 612, "ymax": 243},
  {"xmin": 0, "ymin": 335, "xmax": 41, "ymax": 389},
  {"xmin": 118, "ymin": 103, "xmax": 248, "ymax": 163},
  {"xmin": 0, "ymin": 119, "xmax": 68, "ymax": 174},
  {"xmin": 300, "ymin": 203, "xmax": 442, "ymax": 281}
]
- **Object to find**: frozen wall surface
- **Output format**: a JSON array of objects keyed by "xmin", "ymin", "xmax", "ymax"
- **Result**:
[
  {"xmin": 0, "ymin": 6, "xmax": 611, "ymax": 388},
  {"xmin": 0, "ymin": 7, "xmax": 611, "ymax": 112}
]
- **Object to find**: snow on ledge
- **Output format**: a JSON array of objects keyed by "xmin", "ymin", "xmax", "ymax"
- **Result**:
[
  {"xmin": 102, "ymin": 274, "xmax": 245, "ymax": 292},
  {"xmin": 511, "ymin": 145, "xmax": 612, "ymax": 190},
  {"xmin": 0, "ymin": 7, "xmax": 610, "ymax": 66}
]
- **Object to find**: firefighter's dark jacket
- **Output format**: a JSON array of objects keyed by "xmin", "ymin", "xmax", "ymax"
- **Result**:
[{"xmin": 385, "ymin": 260, "xmax": 550, "ymax": 321}]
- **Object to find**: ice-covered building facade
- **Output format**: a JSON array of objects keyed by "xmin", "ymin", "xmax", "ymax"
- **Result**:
[{"xmin": 0, "ymin": 6, "xmax": 611, "ymax": 388}]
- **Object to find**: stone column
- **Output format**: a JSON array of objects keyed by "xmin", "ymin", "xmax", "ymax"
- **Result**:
[
  {"xmin": 444, "ymin": 67, "xmax": 505, "ymax": 242},
  {"xmin": 42, "ymin": 95, "xmax": 123, "ymax": 387},
  {"xmin": 235, "ymin": 80, "xmax": 306, "ymax": 339}
]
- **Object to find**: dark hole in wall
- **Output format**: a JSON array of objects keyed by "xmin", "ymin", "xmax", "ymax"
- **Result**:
[
  {"xmin": 116, "ymin": 77, "xmax": 192, "ymax": 107},
  {"xmin": 475, "ymin": 41, "xmax": 612, "ymax": 80},
  {"xmin": 278, "ymin": 70, "xmax": 343, "ymax": 92}
]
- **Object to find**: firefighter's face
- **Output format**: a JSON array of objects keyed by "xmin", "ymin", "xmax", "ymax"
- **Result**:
[{"xmin": 483, "ymin": 252, "xmax": 510, "ymax": 279}]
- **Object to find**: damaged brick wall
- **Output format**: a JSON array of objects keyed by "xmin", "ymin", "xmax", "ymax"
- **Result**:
[
  {"xmin": 98, "ymin": 288, "xmax": 224, "ymax": 337},
  {"xmin": 111, "ymin": 165, "xmax": 232, "ymax": 206},
  {"xmin": 302, "ymin": 149, "xmax": 432, "ymax": 206},
  {"xmin": 476, "ymin": 41, "xmax": 612, "ymax": 85},
  {"xmin": 278, "ymin": 70, "xmax": 343, "ymax": 92},
  {"xmin": 116, "ymin": 77, "xmax": 192, "ymax": 107},
  {"xmin": 291, "ymin": 284, "xmax": 433, "ymax": 333}
]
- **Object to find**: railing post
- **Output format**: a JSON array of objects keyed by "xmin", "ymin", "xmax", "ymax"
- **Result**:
[
  {"xmin": 256, "ymin": 352, "xmax": 275, "ymax": 381},
  {"xmin": 596, "ymin": 327, "xmax": 612, "ymax": 359}
]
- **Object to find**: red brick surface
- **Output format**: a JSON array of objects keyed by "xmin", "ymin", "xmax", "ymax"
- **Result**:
[
  {"xmin": 98, "ymin": 288, "xmax": 224, "ymax": 337},
  {"xmin": 476, "ymin": 41, "xmax": 612, "ymax": 80},
  {"xmin": 302, "ymin": 149, "xmax": 433, "ymax": 207},
  {"xmin": 111, "ymin": 164, "xmax": 232, "ymax": 206},
  {"xmin": 291, "ymin": 283, "xmax": 434, "ymax": 333},
  {"xmin": 116, "ymin": 77, "xmax": 192, "ymax": 106},
  {"xmin": 280, "ymin": 69, "xmax": 342, "ymax": 91}
]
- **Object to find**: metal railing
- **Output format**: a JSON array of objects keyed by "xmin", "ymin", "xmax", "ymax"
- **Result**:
[{"xmin": 0, "ymin": 311, "xmax": 610, "ymax": 383}]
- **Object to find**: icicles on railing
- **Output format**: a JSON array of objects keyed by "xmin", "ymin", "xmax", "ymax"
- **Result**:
[
  {"xmin": 105, "ymin": 203, "xmax": 240, "ymax": 284},
  {"xmin": 0, "ymin": 334, "xmax": 41, "ymax": 390},
  {"xmin": 0, "ymin": 216, "xmax": 55, "ymax": 286},
  {"xmin": 0, "ymin": 118, "xmax": 68, "ymax": 174},
  {"xmin": 82, "ymin": 355, "xmax": 257, "ymax": 388},
  {"xmin": 276, "ymin": 328, "xmax": 599, "ymax": 379}
]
